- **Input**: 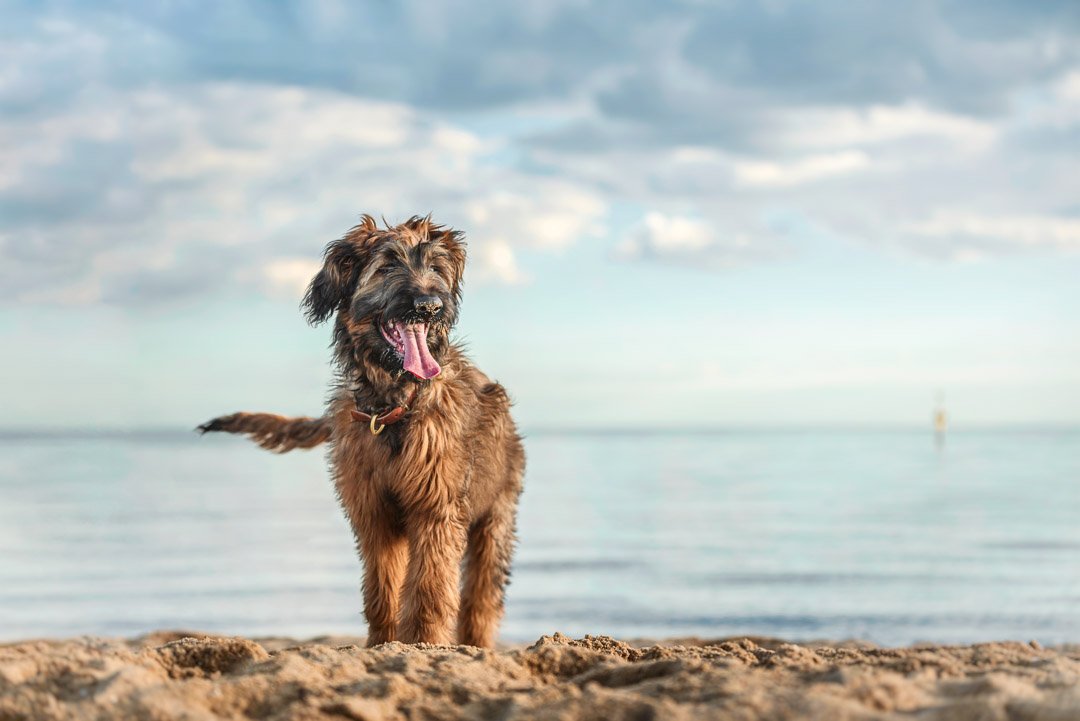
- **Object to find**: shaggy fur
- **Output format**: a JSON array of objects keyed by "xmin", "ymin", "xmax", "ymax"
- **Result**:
[{"xmin": 199, "ymin": 215, "xmax": 524, "ymax": 648}]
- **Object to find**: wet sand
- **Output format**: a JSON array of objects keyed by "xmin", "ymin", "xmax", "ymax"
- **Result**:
[{"xmin": 2, "ymin": 631, "xmax": 1079, "ymax": 720}]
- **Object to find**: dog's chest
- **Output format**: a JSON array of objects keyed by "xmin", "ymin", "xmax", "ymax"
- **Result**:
[{"xmin": 335, "ymin": 409, "xmax": 467, "ymax": 506}]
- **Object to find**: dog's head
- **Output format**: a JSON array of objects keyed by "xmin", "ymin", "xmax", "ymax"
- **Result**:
[{"xmin": 302, "ymin": 215, "xmax": 466, "ymax": 381}]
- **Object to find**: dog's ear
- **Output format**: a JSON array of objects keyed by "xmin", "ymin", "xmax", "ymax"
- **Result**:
[
  {"xmin": 431, "ymin": 226, "xmax": 467, "ymax": 299},
  {"xmin": 301, "ymin": 239, "xmax": 359, "ymax": 325},
  {"xmin": 301, "ymin": 217, "xmax": 378, "ymax": 325}
]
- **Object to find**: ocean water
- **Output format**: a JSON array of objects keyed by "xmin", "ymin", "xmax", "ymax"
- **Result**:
[{"xmin": 1, "ymin": 429, "xmax": 1077, "ymax": 646}]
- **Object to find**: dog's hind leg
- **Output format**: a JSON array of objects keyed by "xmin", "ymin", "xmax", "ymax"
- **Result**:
[{"xmin": 457, "ymin": 499, "xmax": 518, "ymax": 648}]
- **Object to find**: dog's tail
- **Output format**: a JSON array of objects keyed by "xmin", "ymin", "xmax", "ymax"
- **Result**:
[{"xmin": 196, "ymin": 412, "xmax": 332, "ymax": 453}]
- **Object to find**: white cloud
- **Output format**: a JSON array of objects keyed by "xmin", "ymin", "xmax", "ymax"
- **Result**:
[
  {"xmin": 258, "ymin": 257, "xmax": 323, "ymax": 299},
  {"xmin": 125, "ymin": 86, "xmax": 420, "ymax": 184},
  {"xmin": 907, "ymin": 212, "xmax": 1080, "ymax": 255},
  {"xmin": 3, "ymin": 5, "xmax": 1080, "ymax": 305},
  {"xmin": 616, "ymin": 212, "xmax": 779, "ymax": 268},
  {"xmin": 532, "ymin": 67, "xmax": 1080, "ymax": 267},
  {"xmin": 1056, "ymin": 71, "xmax": 1080, "ymax": 102},
  {"xmin": 769, "ymin": 103, "xmax": 998, "ymax": 152},
  {"xmin": 671, "ymin": 146, "xmax": 723, "ymax": 164},
  {"xmin": 465, "ymin": 186, "xmax": 606, "ymax": 252},
  {"xmin": 0, "ymin": 82, "xmax": 609, "ymax": 304},
  {"xmin": 733, "ymin": 150, "xmax": 870, "ymax": 188},
  {"xmin": 1011, "ymin": 70, "xmax": 1080, "ymax": 131},
  {"xmin": 631, "ymin": 212, "xmax": 714, "ymax": 253},
  {"xmin": 470, "ymin": 241, "xmax": 526, "ymax": 284},
  {"xmin": 431, "ymin": 126, "xmax": 488, "ymax": 156}
]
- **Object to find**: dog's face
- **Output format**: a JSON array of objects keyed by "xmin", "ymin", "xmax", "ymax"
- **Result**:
[{"xmin": 301, "ymin": 215, "xmax": 465, "ymax": 381}]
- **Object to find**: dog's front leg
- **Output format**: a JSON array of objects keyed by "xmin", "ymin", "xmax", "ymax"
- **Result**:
[
  {"xmin": 358, "ymin": 513, "xmax": 408, "ymax": 646},
  {"xmin": 398, "ymin": 508, "xmax": 468, "ymax": 645}
]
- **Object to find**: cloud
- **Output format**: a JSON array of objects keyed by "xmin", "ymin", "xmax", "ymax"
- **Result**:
[
  {"xmin": 906, "ymin": 211, "xmax": 1080, "ymax": 258},
  {"xmin": 464, "ymin": 187, "xmax": 606, "ymax": 252},
  {"xmin": 529, "ymin": 68, "xmax": 1080, "ymax": 266},
  {"xmin": 2, "ymin": 0, "xmax": 1080, "ymax": 304},
  {"xmin": 256, "ymin": 257, "xmax": 323, "ymax": 299},
  {"xmin": 14, "ymin": 2, "xmax": 1078, "ymax": 135},
  {"xmin": 2, "ymin": 1, "xmax": 644, "ymax": 112},
  {"xmin": 733, "ymin": 150, "xmax": 870, "ymax": 188},
  {"xmin": 470, "ymin": 242, "xmax": 527, "ymax": 285},
  {"xmin": 0, "ymin": 82, "xmax": 608, "ymax": 305},
  {"xmin": 766, "ymin": 104, "xmax": 998, "ymax": 151},
  {"xmin": 615, "ymin": 212, "xmax": 788, "ymax": 268}
]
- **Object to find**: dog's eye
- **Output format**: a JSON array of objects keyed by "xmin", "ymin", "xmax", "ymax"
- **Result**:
[{"xmin": 375, "ymin": 266, "xmax": 393, "ymax": 275}]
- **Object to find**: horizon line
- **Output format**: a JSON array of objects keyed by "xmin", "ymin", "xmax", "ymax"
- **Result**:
[{"xmin": 0, "ymin": 423, "xmax": 1077, "ymax": 441}]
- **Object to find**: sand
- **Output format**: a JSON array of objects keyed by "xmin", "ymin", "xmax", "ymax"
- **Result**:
[{"xmin": 2, "ymin": 632, "xmax": 1079, "ymax": 720}]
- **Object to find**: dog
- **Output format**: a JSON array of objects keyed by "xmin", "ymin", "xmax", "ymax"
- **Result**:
[{"xmin": 199, "ymin": 215, "xmax": 524, "ymax": 648}]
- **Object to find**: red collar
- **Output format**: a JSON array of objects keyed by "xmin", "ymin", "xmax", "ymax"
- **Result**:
[{"xmin": 350, "ymin": 386, "xmax": 419, "ymax": 435}]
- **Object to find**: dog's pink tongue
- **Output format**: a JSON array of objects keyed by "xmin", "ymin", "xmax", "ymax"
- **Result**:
[{"xmin": 400, "ymin": 323, "xmax": 441, "ymax": 379}]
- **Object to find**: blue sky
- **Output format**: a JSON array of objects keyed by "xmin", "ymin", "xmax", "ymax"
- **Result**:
[{"xmin": 2, "ymin": 1, "xmax": 1079, "ymax": 429}]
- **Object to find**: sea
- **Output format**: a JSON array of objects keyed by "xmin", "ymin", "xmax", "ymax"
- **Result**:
[{"xmin": 1, "ymin": 428, "xmax": 1077, "ymax": 646}]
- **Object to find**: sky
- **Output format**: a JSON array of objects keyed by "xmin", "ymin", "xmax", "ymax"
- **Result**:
[{"xmin": 2, "ymin": 0, "xmax": 1079, "ymax": 430}]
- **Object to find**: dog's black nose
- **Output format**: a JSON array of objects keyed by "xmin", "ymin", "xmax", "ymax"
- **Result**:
[{"xmin": 414, "ymin": 295, "xmax": 443, "ymax": 315}]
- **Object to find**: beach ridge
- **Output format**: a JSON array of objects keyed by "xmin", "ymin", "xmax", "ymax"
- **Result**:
[{"xmin": 2, "ymin": 631, "xmax": 1078, "ymax": 720}]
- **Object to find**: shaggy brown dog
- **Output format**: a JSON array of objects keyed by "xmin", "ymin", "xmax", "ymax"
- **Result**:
[{"xmin": 199, "ymin": 215, "xmax": 524, "ymax": 648}]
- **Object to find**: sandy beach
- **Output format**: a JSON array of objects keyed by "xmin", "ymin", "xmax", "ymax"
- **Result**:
[{"xmin": 2, "ymin": 632, "xmax": 1078, "ymax": 720}]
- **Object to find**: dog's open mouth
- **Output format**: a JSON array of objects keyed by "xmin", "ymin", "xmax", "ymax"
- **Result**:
[{"xmin": 380, "ymin": 320, "xmax": 441, "ymax": 379}]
